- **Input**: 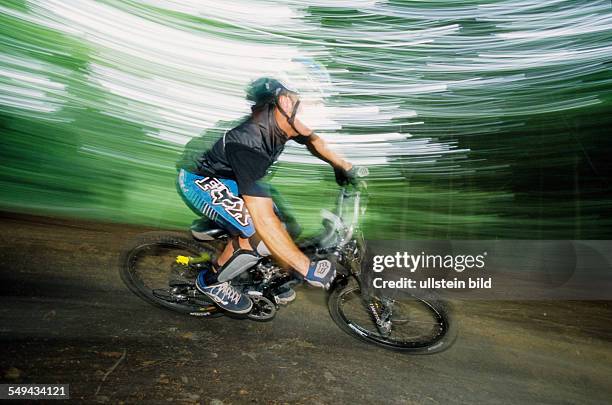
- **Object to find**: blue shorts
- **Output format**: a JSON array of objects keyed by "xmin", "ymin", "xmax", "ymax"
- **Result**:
[{"xmin": 178, "ymin": 169, "xmax": 256, "ymax": 237}]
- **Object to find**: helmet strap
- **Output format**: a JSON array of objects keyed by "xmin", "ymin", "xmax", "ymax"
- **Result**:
[{"xmin": 275, "ymin": 97, "xmax": 306, "ymax": 136}]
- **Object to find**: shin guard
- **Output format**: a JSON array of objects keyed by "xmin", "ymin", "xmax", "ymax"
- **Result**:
[{"xmin": 216, "ymin": 239, "xmax": 260, "ymax": 282}]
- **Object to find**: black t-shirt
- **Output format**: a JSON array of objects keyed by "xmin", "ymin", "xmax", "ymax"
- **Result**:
[
  {"xmin": 225, "ymin": 143, "xmax": 271, "ymax": 197},
  {"xmin": 193, "ymin": 104, "xmax": 310, "ymax": 197}
]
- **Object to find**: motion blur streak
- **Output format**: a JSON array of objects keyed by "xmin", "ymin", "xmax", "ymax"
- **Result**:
[{"xmin": 1, "ymin": 0, "xmax": 611, "ymax": 238}]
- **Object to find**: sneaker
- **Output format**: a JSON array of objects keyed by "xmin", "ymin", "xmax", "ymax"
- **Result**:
[
  {"xmin": 274, "ymin": 278, "xmax": 301, "ymax": 305},
  {"xmin": 275, "ymin": 286, "xmax": 296, "ymax": 305},
  {"xmin": 195, "ymin": 272, "xmax": 253, "ymax": 314}
]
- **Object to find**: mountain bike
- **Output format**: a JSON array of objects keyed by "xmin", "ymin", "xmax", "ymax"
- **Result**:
[{"xmin": 119, "ymin": 178, "xmax": 456, "ymax": 353}]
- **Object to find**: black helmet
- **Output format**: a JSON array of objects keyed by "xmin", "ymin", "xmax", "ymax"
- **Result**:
[
  {"xmin": 247, "ymin": 77, "xmax": 298, "ymax": 106},
  {"xmin": 247, "ymin": 77, "xmax": 309, "ymax": 136}
]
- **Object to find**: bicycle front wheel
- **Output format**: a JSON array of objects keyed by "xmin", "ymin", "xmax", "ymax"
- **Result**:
[{"xmin": 329, "ymin": 280, "xmax": 457, "ymax": 353}]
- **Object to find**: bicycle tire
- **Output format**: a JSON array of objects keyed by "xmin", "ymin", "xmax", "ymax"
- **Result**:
[
  {"xmin": 328, "ymin": 279, "xmax": 457, "ymax": 353},
  {"xmin": 119, "ymin": 231, "xmax": 223, "ymax": 318}
]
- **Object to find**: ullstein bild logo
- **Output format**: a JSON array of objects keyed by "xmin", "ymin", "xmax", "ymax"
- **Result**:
[{"xmin": 372, "ymin": 252, "xmax": 487, "ymax": 273}]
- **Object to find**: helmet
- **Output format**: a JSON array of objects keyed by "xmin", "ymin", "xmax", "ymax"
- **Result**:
[
  {"xmin": 246, "ymin": 77, "xmax": 298, "ymax": 107},
  {"xmin": 247, "ymin": 76, "xmax": 311, "ymax": 136}
]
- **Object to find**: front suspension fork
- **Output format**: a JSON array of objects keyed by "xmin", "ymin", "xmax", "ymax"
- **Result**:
[
  {"xmin": 332, "ymin": 273, "xmax": 394, "ymax": 336},
  {"xmin": 368, "ymin": 296, "xmax": 394, "ymax": 336}
]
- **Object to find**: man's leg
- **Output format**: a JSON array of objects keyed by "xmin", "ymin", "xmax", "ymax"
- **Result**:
[
  {"xmin": 179, "ymin": 172, "xmax": 295, "ymax": 311},
  {"xmin": 195, "ymin": 233, "xmax": 273, "ymax": 313},
  {"xmin": 203, "ymin": 234, "xmax": 296, "ymax": 305},
  {"xmin": 178, "ymin": 171, "xmax": 258, "ymax": 313}
]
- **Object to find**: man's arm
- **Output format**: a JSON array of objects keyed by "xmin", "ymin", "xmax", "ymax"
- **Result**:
[
  {"xmin": 303, "ymin": 133, "xmax": 352, "ymax": 171},
  {"xmin": 224, "ymin": 142, "xmax": 310, "ymax": 274},
  {"xmin": 242, "ymin": 195, "xmax": 310, "ymax": 276}
]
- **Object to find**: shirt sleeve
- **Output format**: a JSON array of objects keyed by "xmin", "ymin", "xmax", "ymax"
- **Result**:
[
  {"xmin": 225, "ymin": 142, "xmax": 271, "ymax": 197},
  {"xmin": 292, "ymin": 134, "xmax": 311, "ymax": 145}
]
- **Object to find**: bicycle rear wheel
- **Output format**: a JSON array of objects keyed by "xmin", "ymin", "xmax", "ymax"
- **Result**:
[
  {"xmin": 329, "ymin": 280, "xmax": 457, "ymax": 353},
  {"xmin": 119, "ymin": 231, "xmax": 223, "ymax": 317}
]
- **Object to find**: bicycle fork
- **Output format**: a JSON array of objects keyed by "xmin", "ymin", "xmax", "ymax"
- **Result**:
[{"xmin": 368, "ymin": 297, "xmax": 394, "ymax": 336}]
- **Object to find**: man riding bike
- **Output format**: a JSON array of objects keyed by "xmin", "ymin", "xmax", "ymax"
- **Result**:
[{"xmin": 177, "ymin": 77, "xmax": 364, "ymax": 314}]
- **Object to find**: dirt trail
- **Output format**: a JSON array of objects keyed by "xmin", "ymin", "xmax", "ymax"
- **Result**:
[{"xmin": 1, "ymin": 213, "xmax": 611, "ymax": 404}]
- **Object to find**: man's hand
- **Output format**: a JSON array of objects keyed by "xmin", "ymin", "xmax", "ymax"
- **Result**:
[
  {"xmin": 334, "ymin": 165, "xmax": 369, "ymax": 186},
  {"xmin": 304, "ymin": 259, "xmax": 336, "ymax": 290}
]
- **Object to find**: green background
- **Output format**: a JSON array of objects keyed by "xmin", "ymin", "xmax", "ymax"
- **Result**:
[{"xmin": 1, "ymin": 0, "xmax": 611, "ymax": 239}]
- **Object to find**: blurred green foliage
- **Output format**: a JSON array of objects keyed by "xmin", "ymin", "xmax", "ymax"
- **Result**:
[{"xmin": 1, "ymin": 0, "xmax": 611, "ymax": 239}]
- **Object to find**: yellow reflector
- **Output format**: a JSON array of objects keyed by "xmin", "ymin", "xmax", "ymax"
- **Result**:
[{"xmin": 175, "ymin": 255, "xmax": 190, "ymax": 265}]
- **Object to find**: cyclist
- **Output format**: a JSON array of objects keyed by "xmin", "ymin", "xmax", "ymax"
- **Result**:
[{"xmin": 177, "ymin": 77, "xmax": 363, "ymax": 313}]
